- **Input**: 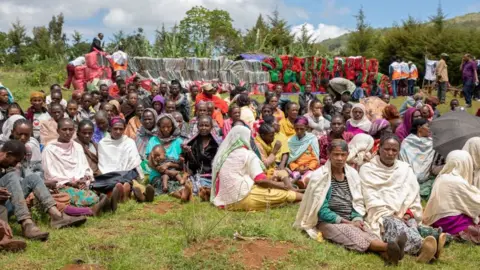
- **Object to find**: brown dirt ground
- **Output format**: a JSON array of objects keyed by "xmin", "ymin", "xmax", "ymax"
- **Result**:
[
  {"xmin": 60, "ymin": 264, "xmax": 106, "ymax": 270},
  {"xmin": 184, "ymin": 238, "xmax": 298, "ymax": 269},
  {"xmin": 147, "ymin": 201, "xmax": 178, "ymax": 215}
]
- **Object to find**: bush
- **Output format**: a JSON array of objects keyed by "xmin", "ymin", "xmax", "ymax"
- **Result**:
[{"xmin": 22, "ymin": 58, "xmax": 66, "ymax": 87}]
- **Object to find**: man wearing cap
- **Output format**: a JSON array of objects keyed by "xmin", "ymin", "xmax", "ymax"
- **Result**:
[
  {"xmin": 435, "ymin": 53, "xmax": 449, "ymax": 104},
  {"xmin": 408, "ymin": 61, "xmax": 418, "ymax": 96},
  {"xmin": 460, "ymin": 54, "xmax": 479, "ymax": 108},
  {"xmin": 195, "ymin": 83, "xmax": 228, "ymax": 114}
]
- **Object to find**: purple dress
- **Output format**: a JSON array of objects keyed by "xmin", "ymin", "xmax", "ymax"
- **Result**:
[{"xmin": 432, "ymin": 214, "xmax": 473, "ymax": 235}]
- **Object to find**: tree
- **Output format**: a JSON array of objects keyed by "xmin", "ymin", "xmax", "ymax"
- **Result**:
[
  {"xmin": 429, "ymin": 2, "xmax": 447, "ymax": 33},
  {"xmin": 32, "ymin": 26, "xmax": 53, "ymax": 60},
  {"xmin": 244, "ymin": 14, "xmax": 270, "ymax": 52},
  {"xmin": 7, "ymin": 19, "xmax": 27, "ymax": 64},
  {"xmin": 266, "ymin": 9, "xmax": 294, "ymax": 53},
  {"xmin": 48, "ymin": 13, "xmax": 66, "ymax": 55},
  {"xmin": 346, "ymin": 7, "xmax": 378, "ymax": 57},
  {"xmin": 67, "ymin": 30, "xmax": 90, "ymax": 59}
]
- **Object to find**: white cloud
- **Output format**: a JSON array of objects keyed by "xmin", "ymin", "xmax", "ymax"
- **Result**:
[
  {"xmin": 320, "ymin": 0, "xmax": 350, "ymax": 18},
  {"xmin": 291, "ymin": 23, "xmax": 350, "ymax": 42}
]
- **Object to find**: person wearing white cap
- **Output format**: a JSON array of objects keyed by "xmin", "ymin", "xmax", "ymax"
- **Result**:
[{"xmin": 408, "ymin": 61, "xmax": 418, "ymax": 96}]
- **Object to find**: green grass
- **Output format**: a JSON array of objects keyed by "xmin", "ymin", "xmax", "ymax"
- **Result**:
[{"xmin": 1, "ymin": 70, "xmax": 480, "ymax": 269}]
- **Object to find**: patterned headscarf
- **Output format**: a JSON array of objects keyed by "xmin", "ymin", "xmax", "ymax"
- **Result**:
[
  {"xmin": 156, "ymin": 113, "xmax": 180, "ymax": 144},
  {"xmin": 369, "ymin": 119, "xmax": 390, "ymax": 137}
]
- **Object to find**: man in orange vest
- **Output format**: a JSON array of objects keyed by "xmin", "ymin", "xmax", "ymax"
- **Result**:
[
  {"xmin": 109, "ymin": 45, "xmax": 128, "ymax": 80},
  {"xmin": 408, "ymin": 61, "xmax": 418, "ymax": 96},
  {"xmin": 389, "ymin": 57, "xmax": 401, "ymax": 98}
]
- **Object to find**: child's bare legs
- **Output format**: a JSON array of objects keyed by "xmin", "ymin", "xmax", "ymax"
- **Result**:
[{"xmin": 161, "ymin": 174, "xmax": 169, "ymax": 194}]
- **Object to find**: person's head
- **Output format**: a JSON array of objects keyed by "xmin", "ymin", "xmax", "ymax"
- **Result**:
[
  {"xmin": 110, "ymin": 117, "xmax": 126, "ymax": 140},
  {"xmin": 341, "ymin": 92, "xmax": 350, "ymax": 103},
  {"xmin": 305, "ymin": 84, "xmax": 313, "ymax": 94},
  {"xmin": 262, "ymin": 115, "xmax": 279, "ymax": 133},
  {"xmin": 133, "ymin": 77, "xmax": 141, "ymax": 87},
  {"xmin": 420, "ymin": 105, "xmax": 432, "ymax": 120},
  {"xmin": 328, "ymin": 139, "xmax": 349, "ymax": 169},
  {"xmin": 425, "ymin": 96, "xmax": 439, "ymax": 110},
  {"xmin": 463, "ymin": 53, "xmax": 473, "ymax": 62},
  {"xmin": 342, "ymin": 103, "xmax": 353, "ymax": 121},
  {"xmin": 30, "ymin": 91, "xmax": 45, "ymax": 110},
  {"xmin": 236, "ymin": 93, "xmax": 250, "ymax": 107},
  {"xmin": 81, "ymin": 93, "xmax": 93, "ymax": 110},
  {"xmin": 151, "ymin": 145, "xmax": 166, "ymax": 164},
  {"xmin": 323, "ymin": 95, "xmax": 333, "ymax": 107},
  {"xmin": 197, "ymin": 115, "xmax": 213, "ymax": 137},
  {"xmin": 382, "ymin": 104, "xmax": 400, "ymax": 120},
  {"xmin": 369, "ymin": 119, "xmax": 392, "ymax": 139},
  {"xmin": 196, "ymin": 102, "xmax": 209, "ymax": 117},
  {"xmin": 355, "ymin": 80, "xmax": 362, "ymax": 88},
  {"xmin": 71, "ymin": 91, "xmax": 83, "ymax": 103},
  {"xmin": 266, "ymin": 95, "xmax": 279, "ymax": 109},
  {"xmin": 258, "ymin": 122, "xmax": 276, "ymax": 145},
  {"xmin": 309, "ymin": 100, "xmax": 323, "ymax": 118},
  {"xmin": 440, "ymin": 53, "xmax": 448, "ymax": 61},
  {"xmin": 381, "ymin": 94, "xmax": 391, "ymax": 104},
  {"xmin": 171, "ymin": 111, "xmax": 184, "ymax": 129},
  {"xmin": 274, "ymin": 84, "xmax": 283, "ymax": 96},
  {"xmin": 12, "ymin": 119, "xmax": 32, "ymax": 144},
  {"xmin": 76, "ymin": 120, "xmax": 94, "ymax": 145},
  {"xmin": 66, "ymin": 100, "xmax": 79, "ymax": 119},
  {"xmin": 51, "ymin": 91, "xmax": 63, "ymax": 105},
  {"xmin": 151, "ymin": 83, "xmax": 160, "ymax": 97},
  {"xmin": 94, "ymin": 110, "xmax": 109, "ymax": 131},
  {"xmin": 165, "ymin": 100, "xmax": 176, "ymax": 114},
  {"xmin": 228, "ymin": 105, "xmax": 241, "ymax": 122},
  {"xmin": 99, "ymin": 84, "xmax": 109, "ymax": 98},
  {"xmin": 320, "ymin": 78, "xmax": 329, "ymax": 89},
  {"xmin": 159, "ymin": 82, "xmax": 169, "ymax": 96},
  {"xmin": 285, "ymin": 102, "xmax": 299, "ymax": 120},
  {"xmin": 127, "ymin": 92, "xmax": 138, "ymax": 107},
  {"xmin": 0, "ymin": 140, "xmax": 26, "ymax": 168},
  {"xmin": 117, "ymin": 79, "xmax": 127, "ymax": 96},
  {"xmin": 7, "ymin": 103, "xmax": 23, "ymax": 117},
  {"xmin": 157, "ymin": 115, "xmax": 176, "ymax": 138},
  {"xmin": 450, "ymin": 99, "xmax": 459, "ymax": 111},
  {"xmin": 351, "ymin": 104, "xmax": 365, "ymax": 121},
  {"xmin": 170, "ymin": 80, "xmax": 181, "ymax": 97},
  {"xmin": 206, "ymin": 102, "xmax": 215, "ymax": 116},
  {"xmin": 378, "ymin": 134, "xmax": 401, "ymax": 167},
  {"xmin": 413, "ymin": 93, "xmax": 423, "ymax": 102},
  {"xmin": 141, "ymin": 109, "xmax": 157, "ymax": 131},
  {"xmin": 102, "ymin": 103, "xmax": 115, "ymax": 121},
  {"xmin": 49, "ymin": 103, "xmax": 64, "ymax": 122},
  {"xmin": 98, "ymin": 33, "xmax": 104, "ymax": 40},
  {"xmin": 202, "ymin": 83, "xmax": 215, "ymax": 97},
  {"xmin": 0, "ymin": 88, "xmax": 9, "ymax": 105},
  {"xmin": 57, "ymin": 118, "xmax": 75, "ymax": 143},
  {"xmin": 331, "ymin": 115, "xmax": 346, "ymax": 136},
  {"xmin": 50, "ymin": 84, "xmax": 62, "ymax": 94},
  {"xmin": 260, "ymin": 104, "xmax": 273, "ymax": 118},
  {"xmin": 294, "ymin": 116, "xmax": 308, "ymax": 139},
  {"xmin": 135, "ymin": 104, "xmax": 145, "ymax": 117},
  {"xmin": 412, "ymin": 109, "xmax": 422, "ymax": 120},
  {"xmin": 190, "ymin": 85, "xmax": 199, "ymax": 99},
  {"xmin": 411, "ymin": 118, "xmax": 430, "ymax": 137},
  {"xmin": 127, "ymin": 83, "xmax": 137, "ymax": 93}
]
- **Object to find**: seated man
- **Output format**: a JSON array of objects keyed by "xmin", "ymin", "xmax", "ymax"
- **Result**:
[{"xmin": 1, "ymin": 140, "xmax": 86, "ymax": 241}]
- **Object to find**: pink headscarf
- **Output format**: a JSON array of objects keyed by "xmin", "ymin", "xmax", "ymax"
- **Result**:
[{"xmin": 395, "ymin": 107, "xmax": 419, "ymax": 142}]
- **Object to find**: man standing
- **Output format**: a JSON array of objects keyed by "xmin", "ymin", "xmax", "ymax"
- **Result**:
[
  {"xmin": 389, "ymin": 57, "xmax": 401, "ymax": 98},
  {"xmin": 435, "ymin": 53, "xmax": 449, "ymax": 104},
  {"xmin": 90, "ymin": 33, "xmax": 104, "ymax": 52},
  {"xmin": 460, "ymin": 54, "xmax": 479, "ymax": 108},
  {"xmin": 109, "ymin": 45, "xmax": 128, "ymax": 80},
  {"xmin": 408, "ymin": 61, "xmax": 418, "ymax": 96}
]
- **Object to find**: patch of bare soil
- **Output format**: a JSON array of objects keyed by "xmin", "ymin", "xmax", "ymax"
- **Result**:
[
  {"xmin": 147, "ymin": 202, "xmax": 178, "ymax": 215},
  {"xmin": 60, "ymin": 264, "xmax": 106, "ymax": 270},
  {"xmin": 184, "ymin": 238, "xmax": 298, "ymax": 269}
]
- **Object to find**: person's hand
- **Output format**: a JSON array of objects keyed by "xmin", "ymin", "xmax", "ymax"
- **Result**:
[
  {"xmin": 0, "ymin": 219, "xmax": 13, "ymax": 238},
  {"xmin": 352, "ymin": 220, "xmax": 365, "ymax": 231},
  {"xmin": 157, "ymin": 163, "xmax": 170, "ymax": 173},
  {"xmin": 181, "ymin": 144, "xmax": 192, "ymax": 155},
  {"xmin": 0, "ymin": 188, "xmax": 11, "ymax": 202},
  {"xmin": 272, "ymin": 141, "xmax": 282, "ymax": 155},
  {"xmin": 403, "ymin": 214, "xmax": 411, "ymax": 222}
]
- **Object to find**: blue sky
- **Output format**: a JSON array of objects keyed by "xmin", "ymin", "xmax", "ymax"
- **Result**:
[{"xmin": 0, "ymin": 0, "xmax": 479, "ymax": 42}]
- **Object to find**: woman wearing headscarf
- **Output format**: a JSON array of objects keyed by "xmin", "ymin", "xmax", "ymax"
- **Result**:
[
  {"xmin": 369, "ymin": 119, "xmax": 391, "ymax": 155},
  {"xmin": 462, "ymin": 137, "xmax": 480, "ymax": 189},
  {"xmin": 211, "ymin": 125, "xmax": 302, "ymax": 211},
  {"xmin": 360, "ymin": 134, "xmax": 442, "ymax": 264},
  {"xmin": 152, "ymin": 95, "xmax": 165, "ymax": 115},
  {"xmin": 399, "ymin": 119, "xmax": 436, "ymax": 199},
  {"xmin": 294, "ymin": 139, "xmax": 403, "ymax": 265},
  {"xmin": 255, "ymin": 118, "xmax": 288, "ymax": 179},
  {"xmin": 346, "ymin": 104, "xmax": 371, "ymax": 136},
  {"xmin": 424, "ymin": 150, "xmax": 480, "ymax": 244},
  {"xmin": 382, "ymin": 104, "xmax": 400, "ymax": 124},
  {"xmin": 304, "ymin": 99, "xmax": 330, "ymax": 138},
  {"xmin": 347, "ymin": 133, "xmax": 374, "ymax": 171},
  {"xmin": 420, "ymin": 105, "xmax": 434, "ymax": 122},
  {"xmin": 287, "ymin": 116, "xmax": 320, "ymax": 188},
  {"xmin": 279, "ymin": 102, "xmax": 299, "ymax": 138},
  {"xmin": 424, "ymin": 96, "xmax": 440, "ymax": 119},
  {"xmin": 108, "ymin": 100, "xmax": 125, "ymax": 120},
  {"xmin": 395, "ymin": 107, "xmax": 422, "ymax": 142}
]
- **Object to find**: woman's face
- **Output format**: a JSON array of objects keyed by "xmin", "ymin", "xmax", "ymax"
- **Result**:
[
  {"xmin": 173, "ymin": 114, "xmax": 183, "ymax": 129},
  {"xmin": 352, "ymin": 107, "xmax": 364, "ymax": 121},
  {"xmin": 312, "ymin": 102, "xmax": 323, "ymax": 117},
  {"xmin": 111, "ymin": 122, "xmax": 125, "ymax": 140},
  {"xmin": 329, "ymin": 146, "xmax": 348, "ymax": 169},
  {"xmin": 153, "ymin": 102, "xmax": 163, "ymax": 113},
  {"xmin": 418, "ymin": 122, "xmax": 431, "ymax": 138},
  {"xmin": 77, "ymin": 125, "xmax": 94, "ymax": 144},
  {"xmin": 198, "ymin": 118, "xmax": 212, "ymax": 137},
  {"xmin": 95, "ymin": 117, "xmax": 109, "ymax": 131},
  {"xmin": 269, "ymin": 96, "xmax": 279, "ymax": 108},
  {"xmin": 342, "ymin": 108, "xmax": 351, "ymax": 121},
  {"xmin": 31, "ymin": 97, "xmax": 44, "ymax": 110},
  {"xmin": 104, "ymin": 104, "xmax": 115, "ymax": 120},
  {"xmin": 128, "ymin": 93, "xmax": 138, "ymax": 106},
  {"xmin": 230, "ymin": 108, "xmax": 241, "ymax": 121},
  {"xmin": 379, "ymin": 139, "xmax": 400, "ymax": 166},
  {"xmin": 412, "ymin": 110, "xmax": 422, "ymax": 120},
  {"xmin": 12, "ymin": 124, "xmax": 32, "ymax": 144},
  {"xmin": 158, "ymin": 118, "xmax": 173, "ymax": 138},
  {"xmin": 196, "ymin": 104, "xmax": 208, "ymax": 117},
  {"xmin": 58, "ymin": 121, "xmax": 75, "ymax": 143},
  {"xmin": 287, "ymin": 104, "xmax": 299, "ymax": 120},
  {"xmin": 420, "ymin": 107, "xmax": 430, "ymax": 119},
  {"xmin": 261, "ymin": 107, "xmax": 273, "ymax": 118},
  {"xmin": 294, "ymin": 123, "xmax": 307, "ymax": 139},
  {"xmin": 142, "ymin": 111, "xmax": 155, "ymax": 130},
  {"xmin": 8, "ymin": 108, "xmax": 21, "ymax": 117},
  {"xmin": 261, "ymin": 131, "xmax": 275, "ymax": 145}
]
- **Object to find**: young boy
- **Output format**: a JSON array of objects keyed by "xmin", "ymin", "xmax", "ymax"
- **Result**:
[
  {"xmin": 26, "ymin": 91, "xmax": 50, "ymax": 141},
  {"xmin": 77, "ymin": 93, "xmax": 95, "ymax": 121},
  {"xmin": 66, "ymin": 100, "xmax": 79, "ymax": 122},
  {"xmin": 90, "ymin": 90, "xmax": 102, "ymax": 112},
  {"xmin": 46, "ymin": 84, "xmax": 67, "ymax": 108}
]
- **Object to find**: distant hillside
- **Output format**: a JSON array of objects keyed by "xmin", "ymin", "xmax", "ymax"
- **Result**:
[{"xmin": 319, "ymin": 12, "xmax": 480, "ymax": 54}]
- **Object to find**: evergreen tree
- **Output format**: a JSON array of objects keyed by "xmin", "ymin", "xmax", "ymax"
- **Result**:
[
  {"xmin": 266, "ymin": 9, "xmax": 294, "ymax": 53},
  {"xmin": 346, "ymin": 6, "xmax": 378, "ymax": 58},
  {"xmin": 244, "ymin": 14, "xmax": 270, "ymax": 52},
  {"xmin": 430, "ymin": 2, "xmax": 447, "ymax": 32}
]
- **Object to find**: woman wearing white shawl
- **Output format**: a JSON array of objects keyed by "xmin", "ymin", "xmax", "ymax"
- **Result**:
[
  {"xmin": 294, "ymin": 139, "xmax": 403, "ymax": 264},
  {"xmin": 424, "ymin": 150, "xmax": 480, "ymax": 244},
  {"xmin": 399, "ymin": 118, "xmax": 436, "ymax": 199},
  {"xmin": 462, "ymin": 137, "xmax": 480, "ymax": 189},
  {"xmin": 211, "ymin": 125, "xmax": 302, "ymax": 211},
  {"xmin": 345, "ymin": 103, "xmax": 372, "ymax": 136},
  {"xmin": 360, "ymin": 134, "xmax": 440, "ymax": 263},
  {"xmin": 347, "ymin": 133, "xmax": 374, "ymax": 170}
]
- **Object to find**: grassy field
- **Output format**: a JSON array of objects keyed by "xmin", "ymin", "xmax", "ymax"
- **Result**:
[{"xmin": 1, "ymin": 70, "xmax": 480, "ymax": 269}]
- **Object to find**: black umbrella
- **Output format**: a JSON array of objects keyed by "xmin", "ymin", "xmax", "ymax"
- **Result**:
[{"xmin": 431, "ymin": 111, "xmax": 480, "ymax": 157}]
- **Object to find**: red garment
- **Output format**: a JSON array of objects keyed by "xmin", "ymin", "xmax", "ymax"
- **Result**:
[
  {"xmin": 64, "ymin": 64, "xmax": 76, "ymax": 89},
  {"xmin": 26, "ymin": 106, "xmax": 48, "ymax": 122},
  {"xmin": 318, "ymin": 131, "xmax": 354, "ymax": 165},
  {"xmin": 195, "ymin": 92, "xmax": 228, "ymax": 114}
]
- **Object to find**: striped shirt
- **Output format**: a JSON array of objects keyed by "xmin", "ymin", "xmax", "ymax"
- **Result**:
[{"xmin": 329, "ymin": 178, "xmax": 354, "ymax": 220}]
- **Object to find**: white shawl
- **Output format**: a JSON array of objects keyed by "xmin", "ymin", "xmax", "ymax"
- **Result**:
[
  {"xmin": 347, "ymin": 103, "xmax": 372, "ymax": 132},
  {"xmin": 294, "ymin": 161, "xmax": 365, "ymax": 231},
  {"xmin": 347, "ymin": 134, "xmax": 374, "ymax": 167},
  {"xmin": 399, "ymin": 134, "xmax": 435, "ymax": 183},
  {"xmin": 359, "ymin": 156, "xmax": 422, "ymax": 237},
  {"xmin": 423, "ymin": 150, "xmax": 480, "ymax": 225},
  {"xmin": 98, "ymin": 134, "xmax": 142, "ymax": 175},
  {"xmin": 462, "ymin": 137, "xmax": 480, "ymax": 189},
  {"xmin": 42, "ymin": 139, "xmax": 93, "ymax": 187}
]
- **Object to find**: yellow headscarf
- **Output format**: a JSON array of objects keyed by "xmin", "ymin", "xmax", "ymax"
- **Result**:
[{"xmin": 30, "ymin": 91, "xmax": 45, "ymax": 100}]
